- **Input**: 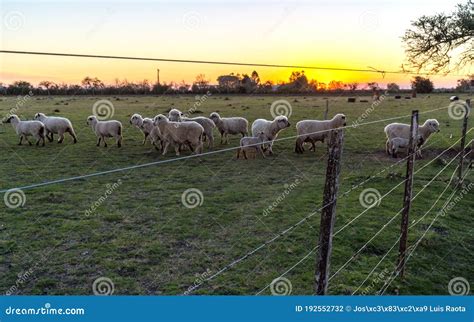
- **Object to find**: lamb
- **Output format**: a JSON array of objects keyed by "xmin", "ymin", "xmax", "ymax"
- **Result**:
[
  {"xmin": 384, "ymin": 119, "xmax": 439, "ymax": 158},
  {"xmin": 130, "ymin": 113, "xmax": 153, "ymax": 145},
  {"xmin": 153, "ymin": 114, "xmax": 204, "ymax": 156},
  {"xmin": 4, "ymin": 114, "xmax": 46, "ymax": 146},
  {"xmin": 236, "ymin": 131, "xmax": 267, "ymax": 159},
  {"xmin": 295, "ymin": 113, "xmax": 347, "ymax": 153},
  {"xmin": 251, "ymin": 116, "xmax": 290, "ymax": 155},
  {"xmin": 168, "ymin": 108, "xmax": 182, "ymax": 122},
  {"xmin": 168, "ymin": 108, "xmax": 216, "ymax": 148},
  {"xmin": 209, "ymin": 112, "xmax": 248, "ymax": 144},
  {"xmin": 34, "ymin": 113, "xmax": 77, "ymax": 144},
  {"xmin": 86, "ymin": 115, "xmax": 123, "ymax": 148},
  {"xmin": 141, "ymin": 118, "xmax": 162, "ymax": 150},
  {"xmin": 389, "ymin": 135, "xmax": 424, "ymax": 158}
]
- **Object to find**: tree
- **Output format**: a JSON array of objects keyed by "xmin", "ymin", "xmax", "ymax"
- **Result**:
[
  {"xmin": 39, "ymin": 81, "xmax": 55, "ymax": 95},
  {"xmin": 411, "ymin": 76, "xmax": 434, "ymax": 93},
  {"xmin": 455, "ymin": 75, "xmax": 474, "ymax": 92},
  {"xmin": 402, "ymin": 1, "xmax": 473, "ymax": 74},
  {"xmin": 217, "ymin": 74, "xmax": 241, "ymax": 92},
  {"xmin": 328, "ymin": 80, "xmax": 344, "ymax": 91},
  {"xmin": 386, "ymin": 83, "xmax": 400, "ymax": 93}
]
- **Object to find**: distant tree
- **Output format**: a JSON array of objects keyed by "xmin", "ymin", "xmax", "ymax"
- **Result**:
[
  {"xmin": 386, "ymin": 83, "xmax": 400, "ymax": 93},
  {"xmin": 328, "ymin": 80, "xmax": 344, "ymax": 91},
  {"xmin": 411, "ymin": 76, "xmax": 434, "ymax": 93},
  {"xmin": 402, "ymin": 1, "xmax": 473, "ymax": 74},
  {"xmin": 39, "ymin": 81, "xmax": 55, "ymax": 95},
  {"xmin": 193, "ymin": 73, "xmax": 210, "ymax": 93},
  {"xmin": 217, "ymin": 74, "xmax": 241, "ymax": 92},
  {"xmin": 345, "ymin": 82, "xmax": 359, "ymax": 92},
  {"xmin": 251, "ymin": 70, "xmax": 260, "ymax": 85},
  {"xmin": 455, "ymin": 75, "xmax": 474, "ymax": 92},
  {"xmin": 8, "ymin": 81, "xmax": 33, "ymax": 95}
]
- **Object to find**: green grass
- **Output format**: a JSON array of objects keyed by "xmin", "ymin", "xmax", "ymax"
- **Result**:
[{"xmin": 0, "ymin": 93, "xmax": 472, "ymax": 295}]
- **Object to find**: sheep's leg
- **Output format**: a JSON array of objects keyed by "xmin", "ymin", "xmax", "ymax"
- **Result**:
[
  {"xmin": 310, "ymin": 141, "xmax": 316, "ymax": 152},
  {"xmin": 243, "ymin": 149, "xmax": 248, "ymax": 160},
  {"xmin": 57, "ymin": 130, "xmax": 65, "ymax": 143},
  {"xmin": 117, "ymin": 135, "xmax": 122, "ymax": 148},
  {"xmin": 96, "ymin": 137, "xmax": 101, "ymax": 147},
  {"xmin": 385, "ymin": 139, "xmax": 390, "ymax": 155},
  {"xmin": 220, "ymin": 131, "xmax": 224, "ymax": 144},
  {"xmin": 46, "ymin": 131, "xmax": 53, "ymax": 142},
  {"xmin": 268, "ymin": 141, "xmax": 274, "ymax": 155},
  {"xmin": 67, "ymin": 127, "xmax": 78, "ymax": 143},
  {"xmin": 257, "ymin": 147, "xmax": 266, "ymax": 159},
  {"xmin": 24, "ymin": 136, "xmax": 32, "ymax": 146},
  {"xmin": 174, "ymin": 145, "xmax": 180, "ymax": 156},
  {"xmin": 162, "ymin": 141, "xmax": 170, "ymax": 155},
  {"xmin": 142, "ymin": 133, "xmax": 148, "ymax": 145},
  {"xmin": 102, "ymin": 137, "xmax": 108, "ymax": 147},
  {"xmin": 208, "ymin": 134, "xmax": 214, "ymax": 149},
  {"xmin": 18, "ymin": 135, "xmax": 23, "ymax": 145},
  {"xmin": 236, "ymin": 148, "xmax": 241, "ymax": 159}
]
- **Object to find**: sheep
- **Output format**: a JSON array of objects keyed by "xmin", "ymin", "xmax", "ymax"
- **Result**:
[
  {"xmin": 295, "ymin": 113, "xmax": 347, "ymax": 153},
  {"xmin": 153, "ymin": 114, "xmax": 204, "ymax": 156},
  {"xmin": 34, "ymin": 113, "xmax": 77, "ymax": 144},
  {"xmin": 168, "ymin": 108, "xmax": 216, "ymax": 148},
  {"xmin": 236, "ymin": 131, "xmax": 267, "ymax": 159},
  {"xmin": 209, "ymin": 112, "xmax": 248, "ymax": 144},
  {"xmin": 384, "ymin": 119, "xmax": 439, "ymax": 158},
  {"xmin": 86, "ymin": 115, "xmax": 123, "ymax": 148},
  {"xmin": 141, "ymin": 118, "xmax": 162, "ymax": 151},
  {"xmin": 130, "ymin": 113, "xmax": 153, "ymax": 145},
  {"xmin": 251, "ymin": 116, "xmax": 290, "ymax": 155},
  {"xmin": 4, "ymin": 114, "xmax": 46, "ymax": 146},
  {"xmin": 389, "ymin": 135, "xmax": 424, "ymax": 158}
]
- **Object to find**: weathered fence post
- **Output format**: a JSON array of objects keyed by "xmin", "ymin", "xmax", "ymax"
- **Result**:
[
  {"xmin": 457, "ymin": 99, "xmax": 470, "ymax": 185},
  {"xmin": 315, "ymin": 129, "xmax": 344, "ymax": 295},
  {"xmin": 397, "ymin": 110, "xmax": 419, "ymax": 278},
  {"xmin": 324, "ymin": 100, "xmax": 329, "ymax": 120}
]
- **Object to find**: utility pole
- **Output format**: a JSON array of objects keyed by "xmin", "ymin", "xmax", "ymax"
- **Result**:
[{"xmin": 157, "ymin": 69, "xmax": 160, "ymax": 84}]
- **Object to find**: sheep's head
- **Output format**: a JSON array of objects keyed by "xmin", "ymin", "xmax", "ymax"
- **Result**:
[
  {"xmin": 168, "ymin": 109, "xmax": 183, "ymax": 122},
  {"xmin": 333, "ymin": 113, "xmax": 347, "ymax": 127},
  {"xmin": 86, "ymin": 115, "xmax": 97, "ymax": 125},
  {"xmin": 209, "ymin": 112, "xmax": 221, "ymax": 123},
  {"xmin": 423, "ymin": 119, "xmax": 440, "ymax": 133},
  {"xmin": 274, "ymin": 115, "xmax": 290, "ymax": 130},
  {"xmin": 34, "ymin": 112, "xmax": 46, "ymax": 121},
  {"xmin": 130, "ymin": 113, "xmax": 144, "ymax": 126},
  {"xmin": 141, "ymin": 118, "xmax": 154, "ymax": 132},
  {"xmin": 4, "ymin": 115, "xmax": 16, "ymax": 123},
  {"xmin": 153, "ymin": 114, "xmax": 168, "ymax": 126},
  {"xmin": 257, "ymin": 131, "xmax": 266, "ymax": 141}
]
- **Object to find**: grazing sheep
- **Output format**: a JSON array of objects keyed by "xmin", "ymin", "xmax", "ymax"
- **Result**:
[
  {"xmin": 168, "ymin": 108, "xmax": 183, "ymax": 122},
  {"xmin": 295, "ymin": 113, "xmax": 347, "ymax": 153},
  {"xmin": 4, "ymin": 114, "xmax": 46, "ymax": 146},
  {"xmin": 141, "ymin": 118, "xmax": 162, "ymax": 151},
  {"xmin": 153, "ymin": 114, "xmax": 204, "ymax": 156},
  {"xmin": 130, "ymin": 113, "xmax": 153, "ymax": 145},
  {"xmin": 389, "ymin": 136, "xmax": 424, "ymax": 158},
  {"xmin": 209, "ymin": 112, "xmax": 248, "ymax": 144},
  {"xmin": 251, "ymin": 116, "xmax": 290, "ymax": 155},
  {"xmin": 167, "ymin": 108, "xmax": 216, "ymax": 149},
  {"xmin": 236, "ymin": 131, "xmax": 267, "ymax": 159},
  {"xmin": 384, "ymin": 119, "xmax": 439, "ymax": 158},
  {"xmin": 34, "ymin": 113, "xmax": 77, "ymax": 144},
  {"xmin": 86, "ymin": 115, "xmax": 123, "ymax": 148}
]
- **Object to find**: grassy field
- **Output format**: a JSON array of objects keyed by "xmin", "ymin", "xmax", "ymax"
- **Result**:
[{"xmin": 0, "ymin": 93, "xmax": 472, "ymax": 296}]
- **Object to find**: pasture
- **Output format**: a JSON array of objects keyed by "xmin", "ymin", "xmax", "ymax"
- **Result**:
[{"xmin": 0, "ymin": 93, "xmax": 472, "ymax": 295}]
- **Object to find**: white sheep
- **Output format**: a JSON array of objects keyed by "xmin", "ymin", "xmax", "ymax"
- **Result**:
[
  {"xmin": 86, "ymin": 115, "xmax": 123, "ymax": 148},
  {"xmin": 251, "ymin": 115, "xmax": 290, "ymax": 155},
  {"xmin": 153, "ymin": 114, "xmax": 204, "ymax": 156},
  {"xmin": 389, "ymin": 136, "xmax": 424, "ymax": 158},
  {"xmin": 168, "ymin": 108, "xmax": 216, "ymax": 149},
  {"xmin": 236, "ymin": 131, "xmax": 267, "ymax": 159},
  {"xmin": 130, "ymin": 113, "xmax": 153, "ymax": 145},
  {"xmin": 209, "ymin": 112, "xmax": 248, "ymax": 144},
  {"xmin": 384, "ymin": 119, "xmax": 439, "ymax": 158},
  {"xmin": 141, "ymin": 118, "xmax": 162, "ymax": 151},
  {"xmin": 295, "ymin": 113, "xmax": 347, "ymax": 153},
  {"xmin": 4, "ymin": 114, "xmax": 46, "ymax": 146},
  {"xmin": 168, "ymin": 108, "xmax": 182, "ymax": 122},
  {"xmin": 34, "ymin": 112, "xmax": 77, "ymax": 144}
]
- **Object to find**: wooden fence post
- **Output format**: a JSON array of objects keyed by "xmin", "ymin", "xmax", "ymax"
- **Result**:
[
  {"xmin": 315, "ymin": 129, "xmax": 344, "ymax": 295},
  {"xmin": 457, "ymin": 99, "xmax": 470, "ymax": 185},
  {"xmin": 324, "ymin": 100, "xmax": 329, "ymax": 120},
  {"xmin": 397, "ymin": 110, "xmax": 419, "ymax": 278}
]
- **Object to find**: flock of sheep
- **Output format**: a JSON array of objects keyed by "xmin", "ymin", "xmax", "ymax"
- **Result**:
[{"xmin": 3, "ymin": 108, "xmax": 440, "ymax": 159}]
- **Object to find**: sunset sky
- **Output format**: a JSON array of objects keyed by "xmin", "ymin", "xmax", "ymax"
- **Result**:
[{"xmin": 0, "ymin": 0, "xmax": 471, "ymax": 88}]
